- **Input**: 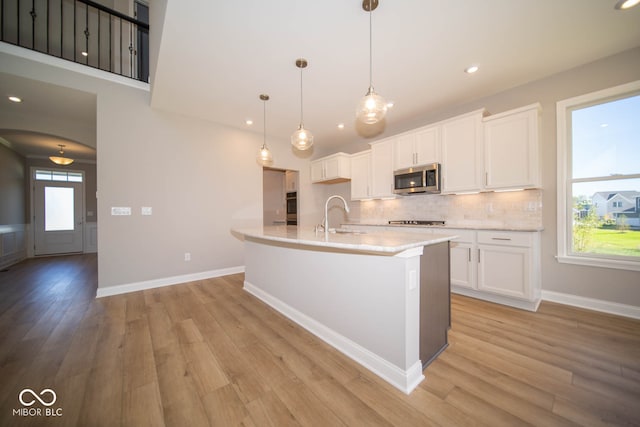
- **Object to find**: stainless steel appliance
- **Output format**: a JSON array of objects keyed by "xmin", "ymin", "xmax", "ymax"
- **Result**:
[
  {"xmin": 393, "ymin": 163, "xmax": 441, "ymax": 195},
  {"xmin": 286, "ymin": 191, "xmax": 297, "ymax": 225}
]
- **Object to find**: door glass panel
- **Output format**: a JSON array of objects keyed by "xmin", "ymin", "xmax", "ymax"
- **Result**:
[
  {"xmin": 45, "ymin": 187, "xmax": 75, "ymax": 231},
  {"xmin": 52, "ymin": 171, "xmax": 69, "ymax": 182},
  {"xmin": 35, "ymin": 170, "xmax": 52, "ymax": 180}
]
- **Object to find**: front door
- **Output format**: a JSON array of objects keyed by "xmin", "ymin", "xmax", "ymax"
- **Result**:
[{"xmin": 33, "ymin": 170, "xmax": 84, "ymax": 256}]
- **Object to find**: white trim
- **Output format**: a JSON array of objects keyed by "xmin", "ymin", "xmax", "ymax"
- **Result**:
[
  {"xmin": 542, "ymin": 290, "xmax": 640, "ymax": 320},
  {"xmin": 243, "ymin": 280, "xmax": 424, "ymax": 395},
  {"xmin": 452, "ymin": 286, "xmax": 541, "ymax": 312},
  {"xmin": 556, "ymin": 80, "xmax": 640, "ymax": 271},
  {"xmin": 96, "ymin": 266, "xmax": 245, "ymax": 298},
  {"xmin": 0, "ymin": 42, "xmax": 150, "ymax": 91}
]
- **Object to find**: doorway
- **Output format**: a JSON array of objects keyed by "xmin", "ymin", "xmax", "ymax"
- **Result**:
[
  {"xmin": 263, "ymin": 168, "xmax": 299, "ymax": 226},
  {"xmin": 32, "ymin": 169, "xmax": 84, "ymax": 255}
]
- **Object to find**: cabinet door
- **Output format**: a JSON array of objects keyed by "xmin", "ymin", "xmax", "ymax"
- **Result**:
[
  {"xmin": 484, "ymin": 107, "xmax": 539, "ymax": 189},
  {"xmin": 350, "ymin": 152, "xmax": 371, "ymax": 200},
  {"xmin": 371, "ymin": 140, "xmax": 395, "ymax": 198},
  {"xmin": 394, "ymin": 134, "xmax": 416, "ymax": 170},
  {"xmin": 310, "ymin": 161, "xmax": 325, "ymax": 182},
  {"xmin": 450, "ymin": 242, "xmax": 474, "ymax": 289},
  {"xmin": 323, "ymin": 157, "xmax": 341, "ymax": 180},
  {"xmin": 441, "ymin": 112, "xmax": 483, "ymax": 193},
  {"xmin": 477, "ymin": 245, "xmax": 530, "ymax": 300},
  {"xmin": 414, "ymin": 126, "xmax": 440, "ymax": 166}
]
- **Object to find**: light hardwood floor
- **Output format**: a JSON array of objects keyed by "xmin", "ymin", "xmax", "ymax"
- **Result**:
[{"xmin": 1, "ymin": 254, "xmax": 639, "ymax": 426}]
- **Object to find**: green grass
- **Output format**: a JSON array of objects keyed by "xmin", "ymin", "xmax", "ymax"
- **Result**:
[{"xmin": 575, "ymin": 228, "xmax": 640, "ymax": 257}]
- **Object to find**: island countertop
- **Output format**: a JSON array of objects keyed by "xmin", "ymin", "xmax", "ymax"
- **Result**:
[{"xmin": 233, "ymin": 225, "xmax": 456, "ymax": 254}]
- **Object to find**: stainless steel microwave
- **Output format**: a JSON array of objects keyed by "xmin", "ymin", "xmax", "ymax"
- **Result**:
[{"xmin": 393, "ymin": 163, "xmax": 441, "ymax": 195}]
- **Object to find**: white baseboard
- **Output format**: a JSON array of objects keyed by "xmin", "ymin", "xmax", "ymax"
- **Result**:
[
  {"xmin": 452, "ymin": 286, "xmax": 541, "ymax": 312},
  {"xmin": 542, "ymin": 290, "xmax": 640, "ymax": 320},
  {"xmin": 244, "ymin": 280, "xmax": 425, "ymax": 395},
  {"xmin": 96, "ymin": 266, "xmax": 245, "ymax": 298}
]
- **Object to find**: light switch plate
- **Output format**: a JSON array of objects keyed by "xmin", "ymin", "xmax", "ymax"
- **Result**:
[
  {"xmin": 111, "ymin": 207, "xmax": 131, "ymax": 216},
  {"xmin": 141, "ymin": 207, "xmax": 152, "ymax": 215}
]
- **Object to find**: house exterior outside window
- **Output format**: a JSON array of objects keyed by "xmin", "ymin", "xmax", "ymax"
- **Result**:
[{"xmin": 556, "ymin": 80, "xmax": 640, "ymax": 271}]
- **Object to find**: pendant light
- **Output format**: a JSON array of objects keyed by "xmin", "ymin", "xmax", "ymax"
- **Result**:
[
  {"xmin": 257, "ymin": 94, "xmax": 274, "ymax": 166},
  {"xmin": 356, "ymin": 0, "xmax": 388, "ymax": 125},
  {"xmin": 291, "ymin": 58, "xmax": 314, "ymax": 151},
  {"xmin": 49, "ymin": 144, "xmax": 74, "ymax": 165}
]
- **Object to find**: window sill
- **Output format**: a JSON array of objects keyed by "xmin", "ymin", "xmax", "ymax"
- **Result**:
[{"xmin": 556, "ymin": 255, "xmax": 640, "ymax": 272}]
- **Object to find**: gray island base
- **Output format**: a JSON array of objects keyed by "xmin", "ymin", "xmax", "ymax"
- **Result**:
[{"xmin": 233, "ymin": 226, "xmax": 455, "ymax": 394}]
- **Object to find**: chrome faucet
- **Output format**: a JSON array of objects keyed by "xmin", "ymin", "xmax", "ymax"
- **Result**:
[{"xmin": 324, "ymin": 195, "xmax": 350, "ymax": 233}]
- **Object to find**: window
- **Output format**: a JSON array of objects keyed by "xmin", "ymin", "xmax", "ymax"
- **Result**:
[
  {"xmin": 557, "ymin": 80, "xmax": 640, "ymax": 271},
  {"xmin": 35, "ymin": 169, "xmax": 83, "ymax": 182}
]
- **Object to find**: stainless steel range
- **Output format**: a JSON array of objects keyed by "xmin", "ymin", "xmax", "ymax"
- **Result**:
[{"xmin": 388, "ymin": 220, "xmax": 446, "ymax": 226}]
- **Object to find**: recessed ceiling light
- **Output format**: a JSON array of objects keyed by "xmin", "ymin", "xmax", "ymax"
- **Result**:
[
  {"xmin": 615, "ymin": 0, "xmax": 639, "ymax": 10},
  {"xmin": 337, "ymin": 123, "xmax": 345, "ymax": 129},
  {"xmin": 245, "ymin": 119, "xmax": 253, "ymax": 126},
  {"xmin": 8, "ymin": 96, "xmax": 22, "ymax": 103},
  {"xmin": 465, "ymin": 65, "xmax": 479, "ymax": 74},
  {"xmin": 386, "ymin": 101, "xmax": 395, "ymax": 109}
]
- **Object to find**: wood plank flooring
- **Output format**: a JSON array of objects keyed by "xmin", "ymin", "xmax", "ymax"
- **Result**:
[{"xmin": 1, "ymin": 254, "xmax": 639, "ymax": 426}]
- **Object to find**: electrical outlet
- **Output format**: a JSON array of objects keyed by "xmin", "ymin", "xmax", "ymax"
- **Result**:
[{"xmin": 184, "ymin": 252, "xmax": 191, "ymax": 261}]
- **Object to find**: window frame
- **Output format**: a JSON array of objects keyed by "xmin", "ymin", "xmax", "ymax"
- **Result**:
[{"xmin": 556, "ymin": 80, "xmax": 640, "ymax": 272}]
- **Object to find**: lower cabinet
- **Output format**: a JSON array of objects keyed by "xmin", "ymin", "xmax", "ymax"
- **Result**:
[{"xmin": 450, "ymin": 229, "xmax": 541, "ymax": 311}]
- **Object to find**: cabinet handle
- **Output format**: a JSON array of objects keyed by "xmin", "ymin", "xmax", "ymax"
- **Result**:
[
  {"xmin": 491, "ymin": 237, "xmax": 512, "ymax": 241},
  {"xmin": 468, "ymin": 247, "xmax": 471, "ymax": 262},
  {"xmin": 478, "ymin": 249, "xmax": 480, "ymax": 263},
  {"xmin": 485, "ymin": 172, "xmax": 488, "ymax": 186}
]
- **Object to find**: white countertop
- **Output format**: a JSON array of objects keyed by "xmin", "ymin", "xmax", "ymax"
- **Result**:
[
  {"xmin": 343, "ymin": 222, "xmax": 544, "ymax": 232},
  {"xmin": 233, "ymin": 226, "xmax": 456, "ymax": 254}
]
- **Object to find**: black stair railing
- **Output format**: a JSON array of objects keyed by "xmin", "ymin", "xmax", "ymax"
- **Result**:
[{"xmin": 0, "ymin": 0, "xmax": 150, "ymax": 82}]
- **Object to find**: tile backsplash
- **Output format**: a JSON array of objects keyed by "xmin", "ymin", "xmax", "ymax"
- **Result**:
[{"xmin": 356, "ymin": 189, "xmax": 543, "ymax": 230}]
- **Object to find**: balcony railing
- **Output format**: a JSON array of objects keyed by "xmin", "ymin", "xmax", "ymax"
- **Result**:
[{"xmin": 0, "ymin": 0, "xmax": 149, "ymax": 82}]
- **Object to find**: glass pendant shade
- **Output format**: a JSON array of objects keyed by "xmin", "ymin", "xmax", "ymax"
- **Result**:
[
  {"xmin": 257, "ymin": 145, "xmax": 273, "ymax": 166},
  {"xmin": 291, "ymin": 124, "xmax": 314, "ymax": 151},
  {"xmin": 356, "ymin": 86, "xmax": 388, "ymax": 124}
]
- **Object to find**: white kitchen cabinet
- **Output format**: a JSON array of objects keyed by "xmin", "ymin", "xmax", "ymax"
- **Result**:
[
  {"xmin": 350, "ymin": 151, "xmax": 371, "ymax": 200},
  {"xmin": 370, "ymin": 139, "xmax": 396, "ymax": 198},
  {"xmin": 483, "ymin": 104, "xmax": 541, "ymax": 190},
  {"xmin": 475, "ymin": 230, "xmax": 540, "ymax": 306},
  {"xmin": 311, "ymin": 152, "xmax": 351, "ymax": 184},
  {"xmin": 441, "ymin": 109, "xmax": 485, "ymax": 193},
  {"xmin": 394, "ymin": 126, "xmax": 440, "ymax": 170},
  {"xmin": 448, "ymin": 229, "xmax": 476, "ymax": 290}
]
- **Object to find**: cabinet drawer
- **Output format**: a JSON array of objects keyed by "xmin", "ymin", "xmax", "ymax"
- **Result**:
[
  {"xmin": 441, "ymin": 228, "xmax": 475, "ymax": 244},
  {"xmin": 477, "ymin": 230, "xmax": 532, "ymax": 247}
]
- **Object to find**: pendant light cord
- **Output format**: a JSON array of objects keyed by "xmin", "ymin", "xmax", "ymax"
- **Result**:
[
  {"xmin": 369, "ymin": 0, "xmax": 373, "ymax": 89},
  {"xmin": 263, "ymin": 98, "xmax": 267, "ymax": 149},
  {"xmin": 300, "ymin": 65, "xmax": 304, "ymax": 126}
]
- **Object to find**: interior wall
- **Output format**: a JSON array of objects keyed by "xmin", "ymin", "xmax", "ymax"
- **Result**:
[
  {"xmin": 0, "ymin": 48, "xmax": 318, "ymax": 290},
  {"xmin": 340, "ymin": 47, "xmax": 640, "ymax": 307},
  {"xmin": 0, "ymin": 143, "xmax": 26, "ymax": 225},
  {"xmin": 263, "ymin": 169, "xmax": 285, "ymax": 226}
]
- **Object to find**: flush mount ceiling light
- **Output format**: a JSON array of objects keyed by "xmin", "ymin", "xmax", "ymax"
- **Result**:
[
  {"xmin": 291, "ymin": 58, "xmax": 314, "ymax": 151},
  {"xmin": 257, "ymin": 94, "xmax": 274, "ymax": 166},
  {"xmin": 356, "ymin": 0, "xmax": 388, "ymax": 125},
  {"xmin": 50, "ymin": 144, "xmax": 74, "ymax": 166},
  {"xmin": 615, "ymin": 0, "xmax": 640, "ymax": 9},
  {"xmin": 8, "ymin": 96, "xmax": 22, "ymax": 103}
]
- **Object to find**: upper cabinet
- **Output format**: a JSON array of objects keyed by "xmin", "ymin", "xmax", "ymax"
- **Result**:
[
  {"xmin": 394, "ymin": 126, "xmax": 440, "ymax": 170},
  {"xmin": 311, "ymin": 153, "xmax": 351, "ymax": 184},
  {"xmin": 441, "ymin": 109, "xmax": 485, "ymax": 193},
  {"xmin": 483, "ymin": 103, "xmax": 541, "ymax": 190},
  {"xmin": 370, "ymin": 139, "xmax": 396, "ymax": 198},
  {"xmin": 350, "ymin": 151, "xmax": 371, "ymax": 200}
]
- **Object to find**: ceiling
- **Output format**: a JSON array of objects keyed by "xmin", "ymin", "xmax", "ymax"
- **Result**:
[
  {"xmin": 1, "ymin": 1, "xmax": 639, "ymax": 160},
  {"xmin": 150, "ymin": 0, "xmax": 640, "ymax": 154}
]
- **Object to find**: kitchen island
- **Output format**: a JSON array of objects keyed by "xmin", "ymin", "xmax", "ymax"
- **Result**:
[{"xmin": 232, "ymin": 226, "xmax": 456, "ymax": 394}]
